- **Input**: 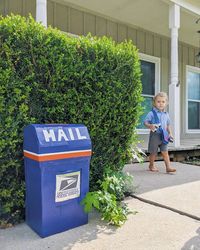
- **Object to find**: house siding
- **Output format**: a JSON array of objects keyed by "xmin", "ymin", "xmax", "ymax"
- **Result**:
[
  {"xmin": 1, "ymin": 0, "xmax": 199, "ymax": 141},
  {"xmin": 0, "ymin": 0, "xmax": 36, "ymax": 18},
  {"xmin": 47, "ymin": 1, "xmax": 171, "ymax": 98}
]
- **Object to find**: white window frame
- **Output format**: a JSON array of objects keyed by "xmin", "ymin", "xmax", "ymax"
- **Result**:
[
  {"xmin": 186, "ymin": 65, "xmax": 200, "ymax": 133},
  {"xmin": 137, "ymin": 53, "xmax": 160, "ymax": 134}
]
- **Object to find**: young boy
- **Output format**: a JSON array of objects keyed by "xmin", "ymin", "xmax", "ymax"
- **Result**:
[{"xmin": 144, "ymin": 92, "xmax": 176, "ymax": 173}]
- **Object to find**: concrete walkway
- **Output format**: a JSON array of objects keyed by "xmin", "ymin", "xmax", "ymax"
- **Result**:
[
  {"xmin": 125, "ymin": 161, "xmax": 200, "ymax": 219},
  {"xmin": 1, "ymin": 161, "xmax": 200, "ymax": 250}
]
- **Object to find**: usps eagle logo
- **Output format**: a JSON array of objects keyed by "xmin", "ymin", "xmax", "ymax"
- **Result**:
[
  {"xmin": 59, "ymin": 175, "xmax": 78, "ymax": 191},
  {"xmin": 55, "ymin": 171, "xmax": 80, "ymax": 202}
]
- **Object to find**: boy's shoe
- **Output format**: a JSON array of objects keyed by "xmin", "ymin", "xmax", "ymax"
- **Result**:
[{"xmin": 166, "ymin": 167, "xmax": 176, "ymax": 173}]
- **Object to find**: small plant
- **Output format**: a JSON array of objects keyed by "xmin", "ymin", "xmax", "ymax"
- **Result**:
[
  {"xmin": 81, "ymin": 172, "xmax": 136, "ymax": 226},
  {"xmin": 183, "ymin": 156, "xmax": 200, "ymax": 166},
  {"xmin": 131, "ymin": 144, "xmax": 146, "ymax": 163}
]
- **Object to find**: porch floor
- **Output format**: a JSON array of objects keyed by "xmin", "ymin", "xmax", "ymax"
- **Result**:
[{"xmin": 138, "ymin": 138, "xmax": 200, "ymax": 162}]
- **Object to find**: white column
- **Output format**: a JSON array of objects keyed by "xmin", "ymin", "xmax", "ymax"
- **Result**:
[
  {"xmin": 169, "ymin": 4, "xmax": 180, "ymax": 147},
  {"xmin": 36, "ymin": 0, "xmax": 47, "ymax": 27}
]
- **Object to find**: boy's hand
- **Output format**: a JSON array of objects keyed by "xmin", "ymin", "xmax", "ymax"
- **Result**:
[
  {"xmin": 149, "ymin": 124, "xmax": 157, "ymax": 132},
  {"xmin": 144, "ymin": 122, "xmax": 159, "ymax": 132},
  {"xmin": 169, "ymin": 134, "xmax": 174, "ymax": 142}
]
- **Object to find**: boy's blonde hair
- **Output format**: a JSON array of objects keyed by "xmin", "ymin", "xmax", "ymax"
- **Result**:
[{"xmin": 153, "ymin": 92, "xmax": 168, "ymax": 106}]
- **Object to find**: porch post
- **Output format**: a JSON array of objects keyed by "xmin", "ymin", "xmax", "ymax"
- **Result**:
[
  {"xmin": 36, "ymin": 0, "xmax": 47, "ymax": 27},
  {"xmin": 169, "ymin": 4, "xmax": 180, "ymax": 147}
]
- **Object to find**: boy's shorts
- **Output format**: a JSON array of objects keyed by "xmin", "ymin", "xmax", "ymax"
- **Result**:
[{"xmin": 148, "ymin": 132, "xmax": 168, "ymax": 154}]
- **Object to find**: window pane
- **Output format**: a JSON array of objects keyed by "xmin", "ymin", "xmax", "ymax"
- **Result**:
[
  {"xmin": 138, "ymin": 97, "xmax": 153, "ymax": 129},
  {"xmin": 188, "ymin": 101, "xmax": 200, "ymax": 129},
  {"xmin": 188, "ymin": 71, "xmax": 200, "ymax": 100},
  {"xmin": 141, "ymin": 60, "xmax": 155, "ymax": 95}
]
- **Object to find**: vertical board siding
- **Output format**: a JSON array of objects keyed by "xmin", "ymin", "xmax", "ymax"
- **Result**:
[
  {"xmin": 84, "ymin": 13, "xmax": 96, "ymax": 36},
  {"xmin": 47, "ymin": 1, "xmax": 54, "ymax": 27},
  {"xmin": 182, "ymin": 45, "xmax": 189, "ymax": 64},
  {"xmin": 127, "ymin": 27, "xmax": 137, "ymax": 45},
  {"xmin": 7, "ymin": 0, "xmax": 23, "ymax": 15},
  {"xmin": 178, "ymin": 45, "xmax": 182, "ymax": 78},
  {"xmin": 188, "ymin": 47, "xmax": 195, "ymax": 66},
  {"xmin": 194, "ymin": 48, "xmax": 199, "ymax": 68},
  {"xmin": 179, "ymin": 44, "xmax": 184, "ymax": 134},
  {"xmin": 4, "ymin": 0, "xmax": 9, "ymax": 15},
  {"xmin": 54, "ymin": 3, "xmax": 68, "ymax": 32},
  {"xmin": 0, "ymin": 0, "xmax": 36, "ymax": 18},
  {"xmin": 24, "ymin": 0, "xmax": 36, "ymax": 18},
  {"xmin": 179, "ymin": 44, "xmax": 183, "ymax": 88},
  {"xmin": 161, "ymin": 38, "xmax": 169, "ymax": 93},
  {"xmin": 136, "ymin": 30, "xmax": 145, "ymax": 52},
  {"xmin": 107, "ymin": 20, "xmax": 117, "ymax": 41},
  {"xmin": 118, "ymin": 24, "xmax": 127, "ymax": 43},
  {"xmin": 153, "ymin": 36, "xmax": 161, "ymax": 58},
  {"xmin": 0, "ymin": 0, "xmax": 5, "ymax": 16},
  {"xmin": 69, "ymin": 8, "xmax": 84, "ymax": 35},
  {"xmin": 182, "ymin": 45, "xmax": 189, "ymax": 136},
  {"xmin": 96, "ymin": 16, "xmax": 107, "ymax": 37},
  {"xmin": 145, "ymin": 33, "xmax": 154, "ymax": 55},
  {"xmin": 5, "ymin": 0, "xmax": 23, "ymax": 15}
]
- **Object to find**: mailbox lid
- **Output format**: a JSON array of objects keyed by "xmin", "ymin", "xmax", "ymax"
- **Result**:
[{"xmin": 24, "ymin": 124, "xmax": 91, "ymax": 155}]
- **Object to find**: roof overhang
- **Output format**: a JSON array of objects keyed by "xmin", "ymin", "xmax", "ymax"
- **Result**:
[{"xmin": 168, "ymin": 0, "xmax": 200, "ymax": 16}]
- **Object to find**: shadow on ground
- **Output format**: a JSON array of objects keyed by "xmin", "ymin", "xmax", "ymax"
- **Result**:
[
  {"xmin": 0, "ymin": 211, "xmax": 117, "ymax": 250},
  {"xmin": 181, "ymin": 227, "xmax": 200, "ymax": 250}
]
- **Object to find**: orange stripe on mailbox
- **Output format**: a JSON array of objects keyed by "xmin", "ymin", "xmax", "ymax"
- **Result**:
[{"xmin": 24, "ymin": 150, "xmax": 92, "ymax": 162}]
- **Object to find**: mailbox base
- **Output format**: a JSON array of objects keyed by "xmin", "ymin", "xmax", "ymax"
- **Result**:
[{"xmin": 27, "ymin": 208, "xmax": 88, "ymax": 238}]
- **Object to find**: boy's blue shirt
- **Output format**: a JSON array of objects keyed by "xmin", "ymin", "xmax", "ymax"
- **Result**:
[{"xmin": 144, "ymin": 107, "xmax": 170, "ymax": 130}]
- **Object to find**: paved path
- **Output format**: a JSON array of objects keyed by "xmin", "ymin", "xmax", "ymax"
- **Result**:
[
  {"xmin": 124, "ymin": 161, "xmax": 200, "ymax": 218},
  {"xmin": 1, "ymin": 161, "xmax": 200, "ymax": 250}
]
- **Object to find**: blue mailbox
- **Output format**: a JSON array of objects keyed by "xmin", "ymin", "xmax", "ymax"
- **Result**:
[{"xmin": 24, "ymin": 124, "xmax": 92, "ymax": 238}]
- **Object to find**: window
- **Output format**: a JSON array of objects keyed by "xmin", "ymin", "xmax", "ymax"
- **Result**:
[
  {"xmin": 137, "ymin": 54, "xmax": 160, "ymax": 132},
  {"xmin": 186, "ymin": 66, "xmax": 200, "ymax": 131}
]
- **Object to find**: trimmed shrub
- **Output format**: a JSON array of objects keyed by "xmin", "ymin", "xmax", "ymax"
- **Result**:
[{"xmin": 0, "ymin": 15, "xmax": 142, "ymax": 226}]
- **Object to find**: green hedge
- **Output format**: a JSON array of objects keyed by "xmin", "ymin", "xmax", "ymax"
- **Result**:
[{"xmin": 0, "ymin": 15, "xmax": 142, "ymax": 226}]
